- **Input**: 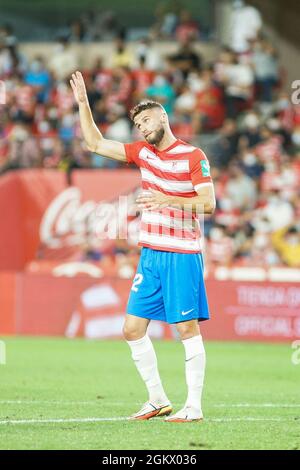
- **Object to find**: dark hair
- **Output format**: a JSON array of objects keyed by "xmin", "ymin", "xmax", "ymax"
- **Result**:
[
  {"xmin": 129, "ymin": 100, "xmax": 164, "ymax": 121},
  {"xmin": 287, "ymin": 226, "xmax": 298, "ymax": 235}
]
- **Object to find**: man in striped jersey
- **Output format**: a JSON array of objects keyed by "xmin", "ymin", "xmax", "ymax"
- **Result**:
[{"xmin": 71, "ymin": 71, "xmax": 216, "ymax": 423}]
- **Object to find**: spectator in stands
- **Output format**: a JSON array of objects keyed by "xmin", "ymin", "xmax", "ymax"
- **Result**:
[
  {"xmin": 291, "ymin": 125, "xmax": 300, "ymax": 152},
  {"xmin": 274, "ymin": 91, "xmax": 295, "ymax": 132},
  {"xmin": 7, "ymin": 122, "xmax": 41, "ymax": 169},
  {"xmin": 229, "ymin": 0, "xmax": 262, "ymax": 54},
  {"xmin": 272, "ymin": 225, "xmax": 300, "ymax": 267},
  {"xmin": 175, "ymin": 9, "xmax": 200, "ymax": 42},
  {"xmin": 216, "ymin": 49, "xmax": 254, "ymax": 118},
  {"xmin": 42, "ymin": 138, "xmax": 64, "ymax": 169},
  {"xmin": 190, "ymin": 66, "xmax": 225, "ymax": 133},
  {"xmin": 238, "ymin": 111, "xmax": 261, "ymax": 148},
  {"xmin": 245, "ymin": 231, "xmax": 280, "ymax": 267},
  {"xmin": 168, "ymin": 37, "xmax": 202, "ymax": 80},
  {"xmin": 135, "ymin": 37, "xmax": 163, "ymax": 71},
  {"xmin": 8, "ymin": 74, "xmax": 36, "ymax": 123},
  {"xmin": 0, "ymin": 41, "xmax": 12, "ymax": 77},
  {"xmin": 103, "ymin": 66, "xmax": 132, "ymax": 111},
  {"xmin": 68, "ymin": 20, "xmax": 87, "ymax": 42},
  {"xmin": 48, "ymin": 37, "xmax": 78, "ymax": 81},
  {"xmin": 0, "ymin": 23, "xmax": 17, "ymax": 47},
  {"xmin": 111, "ymin": 38, "xmax": 133, "ymax": 69},
  {"xmin": 150, "ymin": 0, "xmax": 180, "ymax": 39},
  {"xmin": 52, "ymin": 80, "xmax": 75, "ymax": 116},
  {"xmin": 208, "ymin": 224, "xmax": 235, "ymax": 266},
  {"xmin": 85, "ymin": 75, "xmax": 102, "ymax": 112},
  {"xmin": 145, "ymin": 74, "xmax": 175, "ymax": 115},
  {"xmin": 209, "ymin": 119, "xmax": 239, "ymax": 168},
  {"xmin": 240, "ymin": 149, "xmax": 264, "ymax": 180},
  {"xmin": 255, "ymin": 125, "xmax": 283, "ymax": 167},
  {"xmin": 252, "ymin": 38, "xmax": 279, "ymax": 103},
  {"xmin": 58, "ymin": 112, "xmax": 76, "ymax": 145},
  {"xmin": 90, "ymin": 57, "xmax": 112, "ymax": 95},
  {"xmin": 24, "ymin": 56, "xmax": 51, "ymax": 103},
  {"xmin": 173, "ymin": 82, "xmax": 196, "ymax": 124},
  {"xmin": 105, "ymin": 104, "xmax": 131, "ymax": 143},
  {"xmin": 131, "ymin": 56, "xmax": 155, "ymax": 102},
  {"xmin": 225, "ymin": 162, "xmax": 257, "ymax": 210},
  {"xmin": 72, "ymin": 8, "xmax": 120, "ymax": 41},
  {"xmin": 252, "ymin": 190, "xmax": 294, "ymax": 233},
  {"xmin": 94, "ymin": 10, "xmax": 124, "ymax": 41}
]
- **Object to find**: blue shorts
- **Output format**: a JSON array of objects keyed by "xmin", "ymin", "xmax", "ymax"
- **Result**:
[{"xmin": 126, "ymin": 247, "xmax": 210, "ymax": 324}]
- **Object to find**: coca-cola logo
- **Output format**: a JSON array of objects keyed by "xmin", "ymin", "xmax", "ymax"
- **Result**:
[{"xmin": 39, "ymin": 187, "xmax": 140, "ymax": 249}]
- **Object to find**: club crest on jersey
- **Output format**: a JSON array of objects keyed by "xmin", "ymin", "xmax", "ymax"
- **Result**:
[{"xmin": 200, "ymin": 160, "xmax": 210, "ymax": 177}]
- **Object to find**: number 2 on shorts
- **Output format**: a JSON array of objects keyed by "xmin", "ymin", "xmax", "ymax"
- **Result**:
[{"xmin": 131, "ymin": 273, "xmax": 143, "ymax": 292}]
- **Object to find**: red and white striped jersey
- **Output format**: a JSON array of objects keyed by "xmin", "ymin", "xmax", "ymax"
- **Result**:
[{"xmin": 124, "ymin": 139, "xmax": 213, "ymax": 254}]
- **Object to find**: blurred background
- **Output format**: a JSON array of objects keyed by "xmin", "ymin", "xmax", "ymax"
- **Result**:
[{"xmin": 0, "ymin": 0, "xmax": 300, "ymax": 342}]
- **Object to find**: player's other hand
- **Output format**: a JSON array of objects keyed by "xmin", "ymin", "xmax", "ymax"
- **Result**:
[
  {"xmin": 70, "ymin": 71, "xmax": 88, "ymax": 105},
  {"xmin": 136, "ymin": 190, "xmax": 171, "ymax": 211}
]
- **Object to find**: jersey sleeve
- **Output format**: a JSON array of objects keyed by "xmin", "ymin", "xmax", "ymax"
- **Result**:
[
  {"xmin": 190, "ymin": 149, "xmax": 213, "ymax": 191},
  {"xmin": 124, "ymin": 141, "xmax": 144, "ymax": 166}
]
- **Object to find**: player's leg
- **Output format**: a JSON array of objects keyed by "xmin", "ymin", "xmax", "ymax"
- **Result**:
[
  {"xmin": 160, "ymin": 251, "xmax": 209, "ymax": 422},
  {"xmin": 165, "ymin": 319, "xmax": 205, "ymax": 422},
  {"xmin": 123, "ymin": 313, "xmax": 150, "ymax": 342},
  {"xmin": 123, "ymin": 314, "xmax": 171, "ymax": 419},
  {"xmin": 124, "ymin": 248, "xmax": 171, "ymax": 420}
]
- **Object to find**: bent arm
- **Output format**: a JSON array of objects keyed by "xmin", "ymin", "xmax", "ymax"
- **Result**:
[
  {"xmin": 136, "ymin": 184, "xmax": 216, "ymax": 214},
  {"xmin": 169, "ymin": 184, "xmax": 216, "ymax": 214}
]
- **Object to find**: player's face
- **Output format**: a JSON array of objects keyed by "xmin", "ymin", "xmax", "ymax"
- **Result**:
[{"xmin": 134, "ymin": 109, "xmax": 165, "ymax": 146}]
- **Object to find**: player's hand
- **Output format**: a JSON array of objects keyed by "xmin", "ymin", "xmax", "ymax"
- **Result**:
[
  {"xmin": 70, "ymin": 71, "xmax": 88, "ymax": 105},
  {"xmin": 136, "ymin": 190, "xmax": 172, "ymax": 211}
]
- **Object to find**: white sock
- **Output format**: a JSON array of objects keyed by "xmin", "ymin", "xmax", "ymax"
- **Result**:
[
  {"xmin": 182, "ymin": 335, "xmax": 206, "ymax": 413},
  {"xmin": 126, "ymin": 334, "xmax": 169, "ymax": 405}
]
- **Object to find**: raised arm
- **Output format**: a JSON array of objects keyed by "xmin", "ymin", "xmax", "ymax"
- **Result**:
[{"xmin": 70, "ymin": 71, "xmax": 127, "ymax": 162}]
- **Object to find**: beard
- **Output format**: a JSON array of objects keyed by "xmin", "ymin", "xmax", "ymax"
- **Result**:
[{"xmin": 146, "ymin": 127, "xmax": 165, "ymax": 146}]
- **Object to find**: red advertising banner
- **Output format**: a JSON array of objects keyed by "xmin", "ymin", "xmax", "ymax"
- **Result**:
[
  {"xmin": 1, "ymin": 272, "xmax": 299, "ymax": 342},
  {"xmin": 0, "ymin": 170, "xmax": 67, "ymax": 269},
  {"xmin": 202, "ymin": 280, "xmax": 300, "ymax": 341},
  {"xmin": 0, "ymin": 272, "xmax": 17, "ymax": 335},
  {"xmin": 0, "ymin": 169, "xmax": 141, "ymax": 270}
]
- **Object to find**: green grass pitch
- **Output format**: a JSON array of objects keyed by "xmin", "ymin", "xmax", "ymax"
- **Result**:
[{"xmin": 0, "ymin": 337, "xmax": 299, "ymax": 450}]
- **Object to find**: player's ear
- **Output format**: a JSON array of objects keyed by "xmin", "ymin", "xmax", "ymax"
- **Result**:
[{"xmin": 160, "ymin": 112, "xmax": 168, "ymax": 124}]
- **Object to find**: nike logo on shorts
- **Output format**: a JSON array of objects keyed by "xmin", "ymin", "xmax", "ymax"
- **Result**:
[{"xmin": 181, "ymin": 308, "xmax": 194, "ymax": 316}]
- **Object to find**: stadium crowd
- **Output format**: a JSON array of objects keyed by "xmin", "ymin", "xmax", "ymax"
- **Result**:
[{"xmin": 1, "ymin": 4, "xmax": 300, "ymax": 271}]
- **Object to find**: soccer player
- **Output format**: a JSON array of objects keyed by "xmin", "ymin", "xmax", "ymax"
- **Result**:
[{"xmin": 70, "ymin": 71, "xmax": 215, "ymax": 422}]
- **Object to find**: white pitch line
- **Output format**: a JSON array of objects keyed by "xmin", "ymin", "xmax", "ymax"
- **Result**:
[
  {"xmin": 0, "ymin": 416, "xmax": 297, "ymax": 425},
  {"xmin": 208, "ymin": 417, "xmax": 297, "ymax": 422},
  {"xmin": 0, "ymin": 400, "xmax": 113, "ymax": 405},
  {"xmin": 214, "ymin": 404, "xmax": 300, "ymax": 408},
  {"xmin": 1, "ymin": 400, "xmax": 300, "ymax": 408},
  {"xmin": 0, "ymin": 400, "xmax": 144, "ymax": 406},
  {"xmin": 0, "ymin": 417, "xmax": 128, "ymax": 425}
]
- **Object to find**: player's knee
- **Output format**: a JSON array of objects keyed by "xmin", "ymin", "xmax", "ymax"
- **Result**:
[
  {"xmin": 122, "ymin": 324, "xmax": 144, "ymax": 341},
  {"xmin": 176, "ymin": 322, "xmax": 200, "ymax": 340}
]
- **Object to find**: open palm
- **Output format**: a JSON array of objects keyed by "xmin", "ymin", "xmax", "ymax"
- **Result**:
[{"xmin": 70, "ymin": 71, "xmax": 88, "ymax": 104}]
